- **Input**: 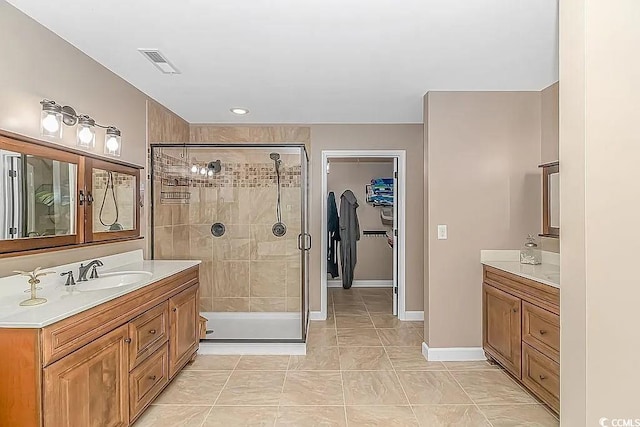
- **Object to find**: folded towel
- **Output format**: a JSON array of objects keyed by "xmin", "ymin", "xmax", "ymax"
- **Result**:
[{"xmin": 371, "ymin": 178, "xmax": 394, "ymax": 186}]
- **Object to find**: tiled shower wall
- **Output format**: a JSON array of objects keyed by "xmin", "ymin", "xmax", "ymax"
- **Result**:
[{"xmin": 152, "ymin": 147, "xmax": 303, "ymax": 313}]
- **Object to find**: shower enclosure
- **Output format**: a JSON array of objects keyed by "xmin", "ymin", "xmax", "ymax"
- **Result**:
[{"xmin": 150, "ymin": 144, "xmax": 309, "ymax": 343}]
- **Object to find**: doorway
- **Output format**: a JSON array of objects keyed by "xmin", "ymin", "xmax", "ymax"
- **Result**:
[{"xmin": 320, "ymin": 150, "xmax": 407, "ymax": 320}]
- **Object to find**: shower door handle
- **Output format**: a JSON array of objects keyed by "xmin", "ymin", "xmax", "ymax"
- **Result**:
[
  {"xmin": 297, "ymin": 233, "xmax": 303, "ymax": 250},
  {"xmin": 305, "ymin": 233, "xmax": 312, "ymax": 250}
]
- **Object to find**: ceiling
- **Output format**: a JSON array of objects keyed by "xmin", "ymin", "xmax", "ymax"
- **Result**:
[{"xmin": 8, "ymin": 0, "xmax": 558, "ymax": 124}]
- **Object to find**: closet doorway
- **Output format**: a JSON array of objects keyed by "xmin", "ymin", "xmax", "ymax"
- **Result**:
[{"xmin": 320, "ymin": 150, "xmax": 406, "ymax": 320}]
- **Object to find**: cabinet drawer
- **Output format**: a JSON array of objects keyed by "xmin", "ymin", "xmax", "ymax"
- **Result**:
[
  {"xmin": 129, "ymin": 342, "xmax": 169, "ymax": 423},
  {"xmin": 522, "ymin": 301, "xmax": 560, "ymax": 362},
  {"xmin": 522, "ymin": 343, "xmax": 559, "ymax": 413},
  {"xmin": 129, "ymin": 302, "xmax": 169, "ymax": 370}
]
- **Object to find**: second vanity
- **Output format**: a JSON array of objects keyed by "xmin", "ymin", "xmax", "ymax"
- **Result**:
[
  {"xmin": 481, "ymin": 250, "xmax": 560, "ymax": 414},
  {"xmin": 0, "ymin": 250, "xmax": 200, "ymax": 427}
]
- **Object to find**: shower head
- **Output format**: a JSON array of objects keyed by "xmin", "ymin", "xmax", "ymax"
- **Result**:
[{"xmin": 269, "ymin": 152, "xmax": 280, "ymax": 161}]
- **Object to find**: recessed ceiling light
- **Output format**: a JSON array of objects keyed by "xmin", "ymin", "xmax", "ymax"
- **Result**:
[{"xmin": 230, "ymin": 108, "xmax": 249, "ymax": 115}]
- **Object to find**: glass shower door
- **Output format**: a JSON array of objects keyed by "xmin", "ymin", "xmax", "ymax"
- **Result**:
[
  {"xmin": 300, "ymin": 147, "xmax": 310, "ymax": 340},
  {"xmin": 151, "ymin": 144, "xmax": 308, "ymax": 342}
]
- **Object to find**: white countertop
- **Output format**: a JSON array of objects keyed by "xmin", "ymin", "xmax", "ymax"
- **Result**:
[
  {"xmin": 481, "ymin": 250, "xmax": 560, "ymax": 288},
  {"xmin": 0, "ymin": 250, "xmax": 200, "ymax": 328}
]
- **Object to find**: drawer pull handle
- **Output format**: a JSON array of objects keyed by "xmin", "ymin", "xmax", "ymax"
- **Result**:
[
  {"xmin": 124, "ymin": 338, "xmax": 131, "ymax": 343},
  {"xmin": 149, "ymin": 329, "xmax": 157, "ymax": 335},
  {"xmin": 149, "ymin": 375, "xmax": 157, "ymax": 381},
  {"xmin": 512, "ymin": 308, "xmax": 518, "ymax": 313},
  {"xmin": 172, "ymin": 307, "xmax": 177, "ymax": 312},
  {"xmin": 539, "ymin": 375, "xmax": 546, "ymax": 380},
  {"xmin": 539, "ymin": 330, "xmax": 547, "ymax": 335}
]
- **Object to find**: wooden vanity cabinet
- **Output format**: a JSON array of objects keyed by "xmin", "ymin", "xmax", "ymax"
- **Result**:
[
  {"xmin": 0, "ymin": 266, "xmax": 200, "ymax": 427},
  {"xmin": 482, "ymin": 284, "xmax": 522, "ymax": 377},
  {"xmin": 43, "ymin": 325, "xmax": 130, "ymax": 427},
  {"xmin": 482, "ymin": 266, "xmax": 560, "ymax": 414},
  {"xmin": 169, "ymin": 285, "xmax": 199, "ymax": 379}
]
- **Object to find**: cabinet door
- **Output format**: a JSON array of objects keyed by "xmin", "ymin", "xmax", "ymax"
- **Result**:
[
  {"xmin": 169, "ymin": 285, "xmax": 199, "ymax": 378},
  {"xmin": 43, "ymin": 325, "xmax": 129, "ymax": 427},
  {"xmin": 483, "ymin": 283, "xmax": 522, "ymax": 377}
]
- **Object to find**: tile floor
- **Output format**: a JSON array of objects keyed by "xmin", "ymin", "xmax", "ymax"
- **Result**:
[{"xmin": 136, "ymin": 288, "xmax": 559, "ymax": 426}]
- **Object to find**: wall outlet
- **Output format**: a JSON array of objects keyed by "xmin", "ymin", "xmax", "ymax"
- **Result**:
[{"xmin": 437, "ymin": 224, "xmax": 448, "ymax": 240}]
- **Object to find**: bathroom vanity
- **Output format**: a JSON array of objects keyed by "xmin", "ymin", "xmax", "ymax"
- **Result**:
[
  {"xmin": 481, "ymin": 250, "xmax": 560, "ymax": 414},
  {"xmin": 0, "ymin": 251, "xmax": 200, "ymax": 427}
]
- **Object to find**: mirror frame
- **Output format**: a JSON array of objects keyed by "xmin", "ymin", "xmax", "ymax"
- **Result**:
[
  {"xmin": 0, "ymin": 130, "xmax": 143, "ymax": 258},
  {"xmin": 540, "ymin": 161, "xmax": 560, "ymax": 238},
  {"xmin": 0, "ymin": 134, "xmax": 85, "ymax": 253}
]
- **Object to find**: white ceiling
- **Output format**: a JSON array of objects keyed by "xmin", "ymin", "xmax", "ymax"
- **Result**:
[{"xmin": 8, "ymin": 0, "xmax": 558, "ymax": 124}]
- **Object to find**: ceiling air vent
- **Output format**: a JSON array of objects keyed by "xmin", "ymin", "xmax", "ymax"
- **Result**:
[{"xmin": 138, "ymin": 49, "xmax": 180, "ymax": 74}]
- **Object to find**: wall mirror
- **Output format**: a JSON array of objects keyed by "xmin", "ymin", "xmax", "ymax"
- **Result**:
[
  {"xmin": 540, "ymin": 162, "xmax": 559, "ymax": 237},
  {"xmin": 0, "ymin": 131, "xmax": 142, "ymax": 256},
  {"xmin": 86, "ymin": 159, "xmax": 140, "ymax": 242}
]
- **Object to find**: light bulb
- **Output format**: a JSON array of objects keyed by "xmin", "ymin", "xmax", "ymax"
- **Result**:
[
  {"xmin": 78, "ymin": 126, "xmax": 94, "ymax": 144},
  {"xmin": 207, "ymin": 170, "xmax": 214, "ymax": 177},
  {"xmin": 105, "ymin": 136, "xmax": 119, "ymax": 152},
  {"xmin": 42, "ymin": 113, "xmax": 60, "ymax": 133},
  {"xmin": 104, "ymin": 127, "xmax": 122, "ymax": 156},
  {"xmin": 200, "ymin": 167, "xmax": 206, "ymax": 175},
  {"xmin": 191, "ymin": 165, "xmax": 198, "ymax": 173}
]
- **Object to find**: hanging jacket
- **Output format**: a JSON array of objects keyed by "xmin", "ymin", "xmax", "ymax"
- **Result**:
[
  {"xmin": 327, "ymin": 192, "xmax": 340, "ymax": 278},
  {"xmin": 339, "ymin": 190, "xmax": 360, "ymax": 289}
]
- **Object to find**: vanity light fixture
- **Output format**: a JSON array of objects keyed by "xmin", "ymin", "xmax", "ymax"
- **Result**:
[
  {"xmin": 76, "ymin": 115, "xmax": 96, "ymax": 148},
  {"xmin": 104, "ymin": 127, "xmax": 122, "ymax": 157},
  {"xmin": 39, "ymin": 99, "xmax": 123, "ymax": 156},
  {"xmin": 40, "ymin": 100, "xmax": 63, "ymax": 139},
  {"xmin": 230, "ymin": 107, "xmax": 249, "ymax": 115}
]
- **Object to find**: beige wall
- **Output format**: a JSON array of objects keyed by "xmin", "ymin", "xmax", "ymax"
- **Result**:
[
  {"xmin": 148, "ymin": 102, "xmax": 190, "ymax": 144},
  {"xmin": 561, "ymin": 0, "xmax": 640, "ymax": 422},
  {"xmin": 424, "ymin": 91, "xmax": 542, "ymax": 348},
  {"xmin": 540, "ymin": 82, "xmax": 560, "ymax": 254},
  {"xmin": 191, "ymin": 125, "xmax": 311, "ymax": 148},
  {"xmin": 310, "ymin": 125, "xmax": 424, "ymax": 311},
  {"xmin": 541, "ymin": 82, "xmax": 560, "ymax": 164},
  {"xmin": 327, "ymin": 161, "xmax": 394, "ymax": 281},
  {"xmin": 0, "ymin": 2, "xmax": 148, "ymax": 276}
]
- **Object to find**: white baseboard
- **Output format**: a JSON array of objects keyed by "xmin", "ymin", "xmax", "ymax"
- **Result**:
[
  {"xmin": 327, "ymin": 279, "xmax": 393, "ymax": 288},
  {"xmin": 404, "ymin": 311, "xmax": 424, "ymax": 321},
  {"xmin": 198, "ymin": 342, "xmax": 306, "ymax": 356},
  {"xmin": 309, "ymin": 311, "xmax": 325, "ymax": 320},
  {"xmin": 422, "ymin": 342, "xmax": 486, "ymax": 362}
]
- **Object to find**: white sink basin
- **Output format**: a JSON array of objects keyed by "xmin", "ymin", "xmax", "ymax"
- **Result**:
[{"xmin": 75, "ymin": 271, "xmax": 153, "ymax": 292}]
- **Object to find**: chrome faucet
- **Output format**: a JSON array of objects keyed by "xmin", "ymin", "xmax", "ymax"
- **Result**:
[{"xmin": 78, "ymin": 260, "xmax": 104, "ymax": 282}]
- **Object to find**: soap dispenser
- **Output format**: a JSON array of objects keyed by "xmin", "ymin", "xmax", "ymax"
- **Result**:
[{"xmin": 520, "ymin": 234, "xmax": 542, "ymax": 265}]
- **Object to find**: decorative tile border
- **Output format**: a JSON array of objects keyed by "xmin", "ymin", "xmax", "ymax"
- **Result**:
[{"xmin": 152, "ymin": 150, "xmax": 301, "ymax": 188}]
